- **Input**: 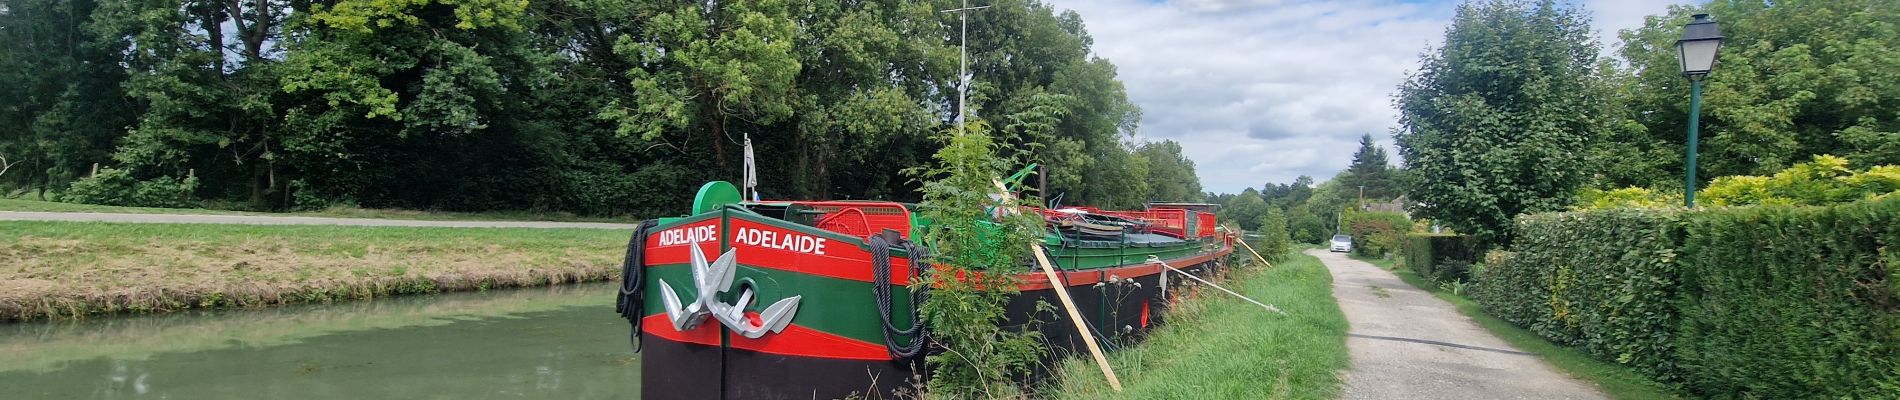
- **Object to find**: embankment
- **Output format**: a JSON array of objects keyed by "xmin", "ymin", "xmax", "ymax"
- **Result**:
[
  {"xmin": 0, "ymin": 221, "xmax": 629, "ymax": 321},
  {"xmin": 1047, "ymin": 249, "xmax": 1351, "ymax": 399}
]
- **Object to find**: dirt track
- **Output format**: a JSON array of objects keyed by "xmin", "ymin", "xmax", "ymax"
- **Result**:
[{"xmin": 1309, "ymin": 249, "xmax": 1605, "ymax": 400}]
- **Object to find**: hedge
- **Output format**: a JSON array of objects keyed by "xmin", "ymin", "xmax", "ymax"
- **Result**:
[
  {"xmin": 1471, "ymin": 197, "xmax": 1900, "ymax": 397},
  {"xmin": 1673, "ymin": 198, "xmax": 1899, "ymax": 398},
  {"xmin": 1470, "ymin": 210, "xmax": 1682, "ymax": 380},
  {"xmin": 1402, "ymin": 233, "xmax": 1480, "ymax": 283}
]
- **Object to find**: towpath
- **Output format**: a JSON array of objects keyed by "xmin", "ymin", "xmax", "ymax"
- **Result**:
[
  {"xmin": 1308, "ymin": 249, "xmax": 1605, "ymax": 400},
  {"xmin": 0, "ymin": 211, "xmax": 636, "ymax": 230}
]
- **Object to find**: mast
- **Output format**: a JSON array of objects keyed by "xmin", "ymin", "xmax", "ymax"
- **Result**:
[{"xmin": 942, "ymin": 0, "xmax": 989, "ymax": 136}]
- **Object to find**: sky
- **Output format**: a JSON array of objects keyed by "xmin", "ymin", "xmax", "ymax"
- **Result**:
[{"xmin": 1038, "ymin": 0, "xmax": 1695, "ymax": 194}]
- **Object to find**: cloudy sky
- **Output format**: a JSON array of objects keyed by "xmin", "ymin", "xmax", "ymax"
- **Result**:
[{"xmin": 1038, "ymin": 0, "xmax": 1694, "ymax": 193}]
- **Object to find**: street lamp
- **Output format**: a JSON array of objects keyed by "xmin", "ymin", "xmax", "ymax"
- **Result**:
[{"xmin": 1677, "ymin": 13, "xmax": 1723, "ymax": 207}]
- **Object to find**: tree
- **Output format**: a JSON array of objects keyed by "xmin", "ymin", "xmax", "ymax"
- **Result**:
[
  {"xmin": 1135, "ymin": 140, "xmax": 1203, "ymax": 203},
  {"xmin": 1612, "ymin": 0, "xmax": 1900, "ymax": 187},
  {"xmin": 91, "ymin": 0, "xmax": 292, "ymax": 207},
  {"xmin": 1340, "ymin": 133, "xmax": 1397, "ymax": 201},
  {"xmin": 0, "ymin": 0, "xmax": 133, "ymax": 197},
  {"xmin": 1394, "ymin": 0, "xmax": 1608, "ymax": 246},
  {"xmin": 1220, "ymin": 188, "xmax": 1268, "ymax": 231},
  {"xmin": 1250, "ymin": 207, "xmax": 1291, "ymax": 260},
  {"xmin": 0, "ymin": 0, "xmax": 1169, "ymax": 219}
]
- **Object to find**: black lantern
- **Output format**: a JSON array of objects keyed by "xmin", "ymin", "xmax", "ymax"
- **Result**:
[{"xmin": 1676, "ymin": 14, "xmax": 1724, "ymax": 79}]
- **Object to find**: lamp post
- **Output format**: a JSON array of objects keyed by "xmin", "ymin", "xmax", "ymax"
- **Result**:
[{"xmin": 1677, "ymin": 13, "xmax": 1723, "ymax": 208}]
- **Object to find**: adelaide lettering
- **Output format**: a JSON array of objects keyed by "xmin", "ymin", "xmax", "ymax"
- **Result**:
[
  {"xmin": 733, "ymin": 227, "xmax": 827, "ymax": 255},
  {"xmin": 658, "ymin": 225, "xmax": 718, "ymax": 246}
]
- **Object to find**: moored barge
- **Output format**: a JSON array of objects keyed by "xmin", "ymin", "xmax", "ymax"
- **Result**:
[{"xmin": 617, "ymin": 180, "xmax": 1235, "ymax": 399}]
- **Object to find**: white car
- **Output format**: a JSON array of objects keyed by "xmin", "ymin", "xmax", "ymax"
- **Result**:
[{"xmin": 1329, "ymin": 234, "xmax": 1353, "ymax": 253}]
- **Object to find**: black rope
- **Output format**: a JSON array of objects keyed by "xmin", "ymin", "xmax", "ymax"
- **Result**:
[
  {"xmin": 615, "ymin": 219, "xmax": 659, "ymax": 352},
  {"xmin": 870, "ymin": 230, "xmax": 929, "ymax": 359}
]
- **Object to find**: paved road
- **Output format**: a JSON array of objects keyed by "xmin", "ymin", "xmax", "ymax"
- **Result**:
[
  {"xmin": 0, "ymin": 211, "xmax": 638, "ymax": 230},
  {"xmin": 1309, "ymin": 249, "xmax": 1605, "ymax": 400}
]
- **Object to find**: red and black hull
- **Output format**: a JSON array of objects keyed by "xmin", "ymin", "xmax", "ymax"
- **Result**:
[{"xmin": 626, "ymin": 199, "xmax": 1233, "ymax": 399}]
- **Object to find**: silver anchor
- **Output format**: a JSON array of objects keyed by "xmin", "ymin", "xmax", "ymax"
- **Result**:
[
  {"xmin": 658, "ymin": 238, "xmax": 802, "ymax": 336},
  {"xmin": 659, "ymin": 239, "xmax": 736, "ymax": 331}
]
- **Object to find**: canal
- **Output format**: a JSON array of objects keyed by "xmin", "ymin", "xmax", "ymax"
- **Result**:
[{"xmin": 0, "ymin": 283, "xmax": 639, "ymax": 398}]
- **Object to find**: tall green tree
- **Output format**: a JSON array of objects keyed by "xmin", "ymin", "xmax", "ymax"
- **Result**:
[
  {"xmin": 1135, "ymin": 140, "xmax": 1203, "ymax": 203},
  {"xmin": 0, "ymin": 0, "xmax": 133, "ymax": 197},
  {"xmin": 1340, "ymin": 133, "xmax": 1397, "ymax": 201},
  {"xmin": 1394, "ymin": 0, "xmax": 1608, "ymax": 245},
  {"xmin": 89, "ymin": 0, "xmax": 291, "ymax": 207},
  {"xmin": 1609, "ymin": 0, "xmax": 1900, "ymax": 188}
]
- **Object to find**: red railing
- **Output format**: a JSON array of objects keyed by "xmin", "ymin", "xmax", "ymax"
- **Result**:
[
  {"xmin": 795, "ymin": 201, "xmax": 913, "ymax": 240},
  {"xmin": 1196, "ymin": 212, "xmax": 1217, "ymax": 238}
]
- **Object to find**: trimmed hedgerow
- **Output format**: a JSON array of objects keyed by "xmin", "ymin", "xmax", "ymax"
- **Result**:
[
  {"xmin": 1471, "ymin": 209, "xmax": 1683, "ymax": 380},
  {"xmin": 1473, "ymin": 198, "xmax": 1900, "ymax": 397},
  {"xmin": 1402, "ymin": 233, "xmax": 1480, "ymax": 283},
  {"xmin": 1673, "ymin": 197, "xmax": 1900, "ymax": 398}
]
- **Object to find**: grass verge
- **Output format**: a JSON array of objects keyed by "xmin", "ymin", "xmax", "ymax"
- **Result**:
[
  {"xmin": 0, "ymin": 197, "xmax": 629, "ymax": 223},
  {"xmin": 1355, "ymin": 254, "xmax": 1677, "ymax": 400},
  {"xmin": 1045, "ymin": 250, "xmax": 1350, "ymax": 399},
  {"xmin": 0, "ymin": 221, "xmax": 629, "ymax": 321}
]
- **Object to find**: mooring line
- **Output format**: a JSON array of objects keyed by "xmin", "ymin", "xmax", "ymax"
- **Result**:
[{"xmin": 1347, "ymin": 333, "xmax": 1535, "ymax": 355}]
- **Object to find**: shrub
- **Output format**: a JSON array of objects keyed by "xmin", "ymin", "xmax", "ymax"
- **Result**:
[
  {"xmin": 1474, "ymin": 209, "xmax": 1683, "ymax": 379},
  {"xmin": 1250, "ymin": 208, "xmax": 1291, "ymax": 261},
  {"xmin": 1473, "ymin": 198, "xmax": 1900, "ymax": 396},
  {"xmin": 1574, "ymin": 186, "xmax": 1681, "ymax": 209},
  {"xmin": 1344, "ymin": 210, "xmax": 1408, "ymax": 258},
  {"xmin": 1402, "ymin": 233, "xmax": 1479, "ymax": 283},
  {"xmin": 1699, "ymin": 155, "xmax": 1900, "ymax": 206},
  {"xmin": 1672, "ymin": 197, "xmax": 1900, "ymax": 398},
  {"xmin": 63, "ymin": 167, "xmax": 199, "ymax": 208}
]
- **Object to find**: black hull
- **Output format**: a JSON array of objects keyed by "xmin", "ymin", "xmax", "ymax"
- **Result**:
[
  {"xmin": 1003, "ymin": 256, "xmax": 1229, "ymax": 387},
  {"xmin": 641, "ymin": 338, "xmax": 918, "ymax": 400}
]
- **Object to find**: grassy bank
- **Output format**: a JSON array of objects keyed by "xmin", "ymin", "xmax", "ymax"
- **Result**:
[
  {"xmin": 1046, "ymin": 250, "xmax": 1350, "ymax": 399},
  {"xmin": 1356, "ymin": 254, "xmax": 1675, "ymax": 400},
  {"xmin": 0, "ymin": 197, "xmax": 628, "ymax": 223},
  {"xmin": 0, "ymin": 221, "xmax": 629, "ymax": 321}
]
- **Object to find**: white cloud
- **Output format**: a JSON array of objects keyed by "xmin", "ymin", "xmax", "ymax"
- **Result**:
[{"xmin": 1043, "ymin": 0, "xmax": 1692, "ymax": 193}]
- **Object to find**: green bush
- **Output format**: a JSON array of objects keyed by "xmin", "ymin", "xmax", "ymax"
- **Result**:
[
  {"xmin": 1250, "ymin": 208, "xmax": 1291, "ymax": 261},
  {"xmin": 1472, "ymin": 209, "xmax": 1683, "ymax": 380},
  {"xmin": 1344, "ymin": 210, "xmax": 1408, "ymax": 258},
  {"xmin": 63, "ymin": 167, "xmax": 199, "ymax": 208},
  {"xmin": 1473, "ymin": 198, "xmax": 1900, "ymax": 396},
  {"xmin": 1402, "ymin": 233, "xmax": 1480, "ymax": 283},
  {"xmin": 1673, "ymin": 197, "xmax": 1900, "ymax": 398}
]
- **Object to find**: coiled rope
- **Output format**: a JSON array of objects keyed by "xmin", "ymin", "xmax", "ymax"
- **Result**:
[
  {"xmin": 869, "ymin": 231, "xmax": 930, "ymax": 359},
  {"xmin": 615, "ymin": 219, "xmax": 658, "ymax": 352}
]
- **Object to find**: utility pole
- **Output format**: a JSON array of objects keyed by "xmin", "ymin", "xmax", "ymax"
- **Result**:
[
  {"xmin": 1358, "ymin": 185, "xmax": 1365, "ymax": 210},
  {"xmin": 942, "ymin": 0, "xmax": 989, "ymax": 136}
]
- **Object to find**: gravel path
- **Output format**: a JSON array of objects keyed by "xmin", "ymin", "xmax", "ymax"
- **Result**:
[
  {"xmin": 1309, "ymin": 249, "xmax": 1605, "ymax": 400},
  {"xmin": 0, "ymin": 211, "xmax": 637, "ymax": 230}
]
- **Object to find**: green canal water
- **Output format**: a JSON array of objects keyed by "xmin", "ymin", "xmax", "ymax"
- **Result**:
[{"xmin": 0, "ymin": 283, "xmax": 639, "ymax": 399}]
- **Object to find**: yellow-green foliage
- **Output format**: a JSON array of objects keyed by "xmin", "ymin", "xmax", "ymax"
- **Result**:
[
  {"xmin": 1699, "ymin": 155, "xmax": 1900, "ymax": 206},
  {"xmin": 1574, "ymin": 187, "xmax": 1679, "ymax": 210},
  {"xmin": 312, "ymin": 0, "xmax": 529, "ymax": 32}
]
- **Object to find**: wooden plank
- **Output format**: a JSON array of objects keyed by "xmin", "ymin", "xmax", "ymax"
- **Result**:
[{"xmin": 1031, "ymin": 243, "xmax": 1123, "ymax": 391}]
